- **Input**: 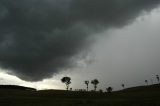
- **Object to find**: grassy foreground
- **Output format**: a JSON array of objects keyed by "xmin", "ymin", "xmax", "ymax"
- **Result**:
[{"xmin": 0, "ymin": 84, "xmax": 160, "ymax": 106}]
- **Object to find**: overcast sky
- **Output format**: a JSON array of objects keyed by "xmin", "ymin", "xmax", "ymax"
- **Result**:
[{"xmin": 0, "ymin": 1, "xmax": 160, "ymax": 91}]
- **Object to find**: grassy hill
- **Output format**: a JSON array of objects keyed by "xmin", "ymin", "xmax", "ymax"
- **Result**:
[{"xmin": 0, "ymin": 84, "xmax": 160, "ymax": 106}]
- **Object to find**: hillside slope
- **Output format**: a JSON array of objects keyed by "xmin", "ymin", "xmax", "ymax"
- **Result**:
[{"xmin": 0, "ymin": 84, "xmax": 160, "ymax": 106}]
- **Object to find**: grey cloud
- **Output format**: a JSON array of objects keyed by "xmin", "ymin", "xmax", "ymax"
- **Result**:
[{"xmin": 0, "ymin": 0, "xmax": 160, "ymax": 81}]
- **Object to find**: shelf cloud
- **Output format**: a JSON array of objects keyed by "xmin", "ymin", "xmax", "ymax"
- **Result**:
[{"xmin": 0, "ymin": 0, "xmax": 160, "ymax": 81}]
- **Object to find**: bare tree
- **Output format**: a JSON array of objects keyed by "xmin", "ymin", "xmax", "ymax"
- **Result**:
[
  {"xmin": 145, "ymin": 80, "xmax": 148, "ymax": 86},
  {"xmin": 156, "ymin": 75, "xmax": 160, "ymax": 83},
  {"xmin": 85, "ymin": 80, "xmax": 89, "ymax": 91},
  {"xmin": 106, "ymin": 87, "xmax": 113, "ymax": 93},
  {"xmin": 61, "ymin": 76, "xmax": 71, "ymax": 91},
  {"xmin": 91, "ymin": 79, "xmax": 99, "ymax": 91},
  {"xmin": 99, "ymin": 89, "xmax": 103, "ymax": 93},
  {"xmin": 122, "ymin": 84, "xmax": 125, "ymax": 89}
]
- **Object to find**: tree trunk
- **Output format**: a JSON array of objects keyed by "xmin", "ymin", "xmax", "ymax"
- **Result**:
[
  {"xmin": 66, "ymin": 85, "xmax": 69, "ymax": 91},
  {"xmin": 94, "ymin": 85, "xmax": 97, "ymax": 91}
]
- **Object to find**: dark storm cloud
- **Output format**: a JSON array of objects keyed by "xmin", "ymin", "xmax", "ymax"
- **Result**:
[{"xmin": 0, "ymin": 0, "xmax": 160, "ymax": 81}]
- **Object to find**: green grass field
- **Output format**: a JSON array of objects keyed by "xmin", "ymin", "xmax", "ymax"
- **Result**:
[{"xmin": 0, "ymin": 84, "xmax": 160, "ymax": 106}]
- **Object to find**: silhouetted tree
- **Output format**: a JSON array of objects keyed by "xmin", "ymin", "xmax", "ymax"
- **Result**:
[
  {"xmin": 106, "ymin": 87, "xmax": 113, "ymax": 93},
  {"xmin": 61, "ymin": 76, "xmax": 71, "ymax": 91},
  {"xmin": 85, "ymin": 80, "xmax": 89, "ymax": 91},
  {"xmin": 91, "ymin": 79, "xmax": 99, "ymax": 91},
  {"xmin": 99, "ymin": 89, "xmax": 103, "ymax": 93},
  {"xmin": 145, "ymin": 80, "xmax": 148, "ymax": 85},
  {"xmin": 122, "ymin": 84, "xmax": 125, "ymax": 89},
  {"xmin": 156, "ymin": 75, "xmax": 160, "ymax": 83}
]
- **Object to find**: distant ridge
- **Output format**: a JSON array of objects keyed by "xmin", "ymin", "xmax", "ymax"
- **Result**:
[
  {"xmin": 119, "ymin": 84, "xmax": 160, "ymax": 92},
  {"xmin": 0, "ymin": 85, "xmax": 36, "ymax": 91}
]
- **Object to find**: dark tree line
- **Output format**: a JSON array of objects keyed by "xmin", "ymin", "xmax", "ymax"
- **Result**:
[
  {"xmin": 61, "ymin": 74, "xmax": 160, "ymax": 92},
  {"xmin": 145, "ymin": 75, "xmax": 160, "ymax": 86}
]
